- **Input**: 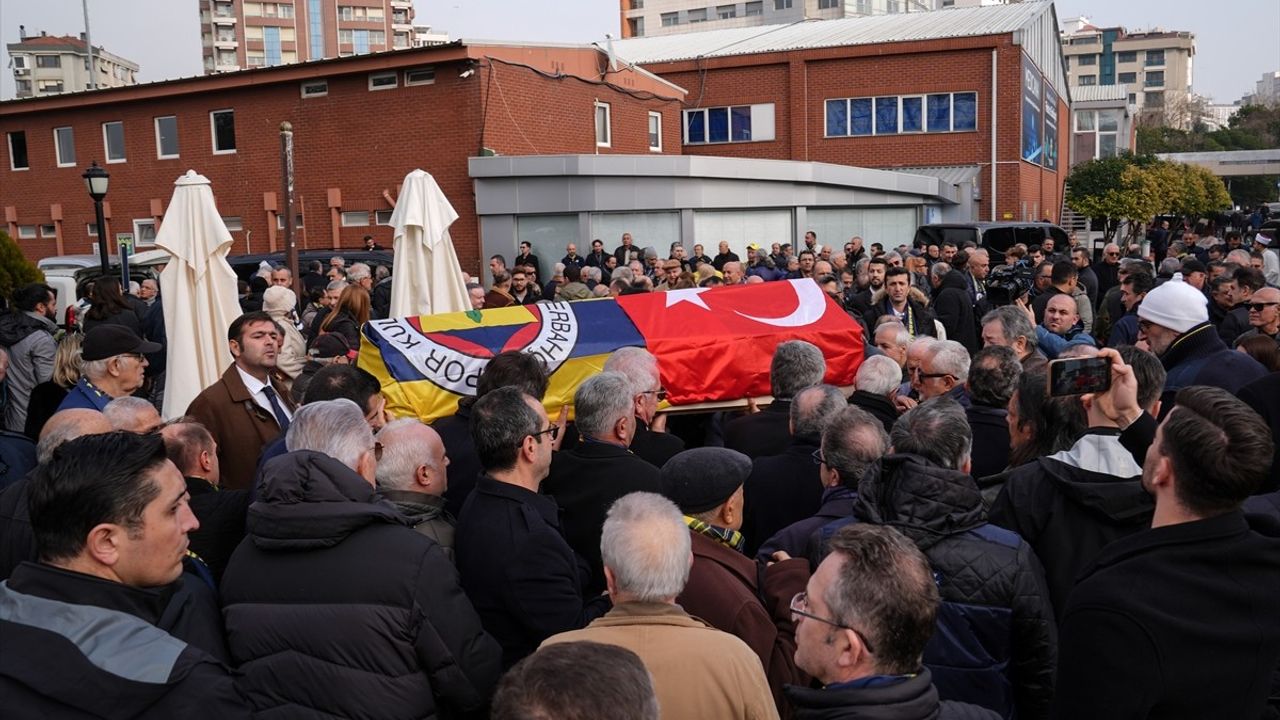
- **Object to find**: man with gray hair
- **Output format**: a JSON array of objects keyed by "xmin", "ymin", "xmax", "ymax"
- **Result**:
[
  {"xmin": 741, "ymin": 385, "xmax": 846, "ymax": 556},
  {"xmin": 543, "ymin": 493, "xmax": 778, "ymax": 720},
  {"xmin": 375, "ymin": 418, "xmax": 454, "ymax": 558},
  {"xmin": 604, "ymin": 347, "xmax": 684, "ymax": 469},
  {"xmin": 916, "ymin": 339, "xmax": 970, "ymax": 404},
  {"xmin": 837, "ymin": 398, "xmax": 1056, "ymax": 719},
  {"xmin": 103, "ymin": 396, "xmax": 163, "ymax": 434},
  {"xmin": 758, "ymin": 405, "xmax": 889, "ymax": 567},
  {"xmin": 345, "ymin": 262, "xmax": 373, "ymax": 292},
  {"xmin": 849, "ymin": 355, "xmax": 902, "ymax": 433},
  {"xmin": 981, "ymin": 305, "xmax": 1047, "ymax": 375},
  {"xmin": 221, "ymin": 399, "xmax": 501, "ymax": 718},
  {"xmin": 725, "ymin": 340, "xmax": 827, "ymax": 459},
  {"xmin": 544, "ymin": 372, "xmax": 662, "ymax": 591}
]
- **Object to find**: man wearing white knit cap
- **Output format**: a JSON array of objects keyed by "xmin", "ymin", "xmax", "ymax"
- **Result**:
[{"xmin": 1137, "ymin": 274, "xmax": 1267, "ymax": 410}]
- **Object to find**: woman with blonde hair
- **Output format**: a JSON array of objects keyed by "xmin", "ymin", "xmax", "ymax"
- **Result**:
[
  {"xmin": 23, "ymin": 333, "xmax": 84, "ymax": 440},
  {"xmin": 317, "ymin": 284, "xmax": 370, "ymax": 350}
]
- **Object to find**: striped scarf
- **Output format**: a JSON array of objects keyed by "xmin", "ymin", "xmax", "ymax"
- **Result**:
[{"xmin": 684, "ymin": 515, "xmax": 746, "ymax": 553}]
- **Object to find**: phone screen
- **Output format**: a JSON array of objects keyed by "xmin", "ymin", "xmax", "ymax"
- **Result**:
[{"xmin": 1048, "ymin": 356, "xmax": 1112, "ymax": 397}]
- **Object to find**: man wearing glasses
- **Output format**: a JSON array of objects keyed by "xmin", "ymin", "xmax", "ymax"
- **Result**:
[
  {"xmin": 786, "ymin": 524, "xmax": 999, "ymax": 719},
  {"xmin": 1234, "ymin": 286, "xmax": 1280, "ymax": 346},
  {"xmin": 1094, "ymin": 243, "xmax": 1123, "ymax": 303},
  {"xmin": 604, "ymin": 347, "xmax": 684, "ymax": 469},
  {"xmin": 57, "ymin": 325, "xmax": 160, "ymax": 414}
]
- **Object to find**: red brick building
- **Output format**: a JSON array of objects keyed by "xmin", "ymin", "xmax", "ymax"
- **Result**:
[
  {"xmin": 0, "ymin": 41, "xmax": 684, "ymax": 273},
  {"xmin": 613, "ymin": 2, "xmax": 1072, "ymax": 225}
]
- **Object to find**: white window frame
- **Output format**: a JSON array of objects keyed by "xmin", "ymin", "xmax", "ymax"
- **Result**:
[
  {"xmin": 53, "ymin": 127, "xmax": 75, "ymax": 168},
  {"xmin": 86, "ymin": 222, "xmax": 99, "ymax": 237},
  {"xmin": 375, "ymin": 210, "xmax": 394, "ymax": 226},
  {"xmin": 8, "ymin": 131, "xmax": 28, "ymax": 171},
  {"xmin": 340, "ymin": 211, "xmax": 370, "ymax": 227},
  {"xmin": 276, "ymin": 213, "xmax": 304, "ymax": 230},
  {"xmin": 221, "ymin": 216, "xmax": 243, "ymax": 231},
  {"xmin": 368, "ymin": 71, "xmax": 398, "ymax": 91},
  {"xmin": 899, "ymin": 94, "xmax": 925, "ymax": 134},
  {"xmin": 595, "ymin": 102, "xmax": 612, "ymax": 148},
  {"xmin": 210, "ymin": 109, "xmax": 236, "ymax": 155},
  {"xmin": 102, "ymin": 121, "xmax": 127, "ymax": 163},
  {"xmin": 133, "ymin": 219, "xmax": 157, "ymax": 246},
  {"xmin": 39, "ymin": 224, "xmax": 56, "ymax": 238},
  {"xmin": 155, "ymin": 116, "xmax": 179, "ymax": 159},
  {"xmin": 16, "ymin": 225, "xmax": 37, "ymax": 240},
  {"xmin": 405, "ymin": 67, "xmax": 435, "ymax": 86},
  {"xmin": 300, "ymin": 79, "xmax": 328, "ymax": 98},
  {"xmin": 648, "ymin": 111, "xmax": 663, "ymax": 152}
]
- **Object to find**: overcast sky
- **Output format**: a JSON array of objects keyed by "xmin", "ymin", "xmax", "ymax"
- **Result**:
[{"xmin": 1, "ymin": 0, "xmax": 1276, "ymax": 103}]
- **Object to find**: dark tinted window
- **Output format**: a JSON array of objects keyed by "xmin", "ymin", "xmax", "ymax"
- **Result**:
[{"xmin": 8, "ymin": 132, "xmax": 28, "ymax": 170}]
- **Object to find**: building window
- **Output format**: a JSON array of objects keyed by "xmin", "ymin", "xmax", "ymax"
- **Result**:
[
  {"xmin": 301, "ymin": 80, "xmax": 328, "ymax": 98},
  {"xmin": 155, "ymin": 116, "xmax": 179, "ymax": 158},
  {"xmin": 54, "ymin": 127, "xmax": 75, "ymax": 167},
  {"xmin": 276, "ymin": 213, "xmax": 304, "ymax": 230},
  {"xmin": 279, "ymin": 2, "xmax": 294, "ymax": 18},
  {"xmin": 309, "ymin": 0, "xmax": 324, "ymax": 59},
  {"xmin": 405, "ymin": 67, "xmax": 435, "ymax": 86},
  {"xmin": 369, "ymin": 71, "xmax": 398, "ymax": 91},
  {"xmin": 1145, "ymin": 71, "xmax": 1164, "ymax": 87},
  {"xmin": 630, "ymin": 0, "xmax": 643, "ymax": 8},
  {"xmin": 827, "ymin": 92, "xmax": 976, "ymax": 137},
  {"xmin": 35, "ymin": 55, "xmax": 61, "ymax": 69},
  {"xmin": 1118, "ymin": 72, "xmax": 1137, "ymax": 84},
  {"xmin": 210, "ymin": 109, "xmax": 236, "ymax": 154},
  {"xmin": 717, "ymin": 4, "xmax": 736, "ymax": 19},
  {"xmin": 1079, "ymin": 75, "xmax": 1096, "ymax": 86},
  {"xmin": 1145, "ymin": 49, "xmax": 1165, "ymax": 66},
  {"xmin": 745, "ymin": 1, "xmax": 763, "ymax": 15},
  {"xmin": 818, "ymin": 0, "xmax": 839, "ymax": 8},
  {"xmin": 133, "ymin": 219, "xmax": 157, "ymax": 245},
  {"xmin": 684, "ymin": 104, "xmax": 775, "ymax": 144},
  {"xmin": 628, "ymin": 17, "xmax": 644, "ymax": 36},
  {"xmin": 86, "ymin": 223, "xmax": 99, "ymax": 237},
  {"xmin": 222, "ymin": 216, "xmax": 243, "ymax": 231},
  {"xmin": 901, "ymin": 95, "xmax": 923, "ymax": 133},
  {"xmin": 37, "ymin": 80, "xmax": 64, "ymax": 93},
  {"xmin": 11, "ymin": 56, "xmax": 26, "ymax": 70},
  {"xmin": 1128, "ymin": 93, "xmax": 1137, "ymax": 104},
  {"xmin": 1116, "ymin": 51, "xmax": 1137, "ymax": 63},
  {"xmin": 775, "ymin": 0, "xmax": 792, "ymax": 8},
  {"xmin": 375, "ymin": 210, "xmax": 394, "ymax": 226},
  {"xmin": 874, "ymin": 97, "xmax": 898, "ymax": 135},
  {"xmin": 1077, "ymin": 54, "xmax": 1096, "ymax": 66},
  {"xmin": 338, "ymin": 29, "xmax": 353, "ymax": 44},
  {"xmin": 341, "ymin": 211, "xmax": 370, "ymax": 227},
  {"xmin": 595, "ymin": 102, "xmax": 611, "ymax": 148},
  {"xmin": 16, "ymin": 225, "xmax": 37, "ymax": 240},
  {"xmin": 39, "ymin": 224, "xmax": 56, "ymax": 238},
  {"xmin": 8, "ymin": 132, "xmax": 28, "ymax": 171},
  {"xmin": 102, "ymin": 121, "xmax": 126, "ymax": 163},
  {"xmin": 1075, "ymin": 110, "xmax": 1095, "ymax": 131},
  {"xmin": 16, "ymin": 80, "xmax": 31, "ymax": 96},
  {"xmin": 648, "ymin": 111, "xmax": 662, "ymax": 151},
  {"xmin": 264, "ymin": 26, "xmax": 282, "ymax": 66},
  {"xmin": 689, "ymin": 8, "xmax": 707, "ymax": 21},
  {"xmin": 1144, "ymin": 91, "xmax": 1165, "ymax": 106},
  {"xmin": 661, "ymin": 12, "xmax": 679, "ymax": 26}
]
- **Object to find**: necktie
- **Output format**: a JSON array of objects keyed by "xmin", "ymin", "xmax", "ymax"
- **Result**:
[{"xmin": 262, "ymin": 384, "xmax": 291, "ymax": 433}]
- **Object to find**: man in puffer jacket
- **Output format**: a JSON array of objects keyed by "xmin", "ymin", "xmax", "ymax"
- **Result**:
[
  {"xmin": 221, "ymin": 399, "xmax": 502, "ymax": 719},
  {"xmin": 0, "ymin": 283, "xmax": 58, "ymax": 433},
  {"xmin": 814, "ymin": 398, "xmax": 1056, "ymax": 720}
]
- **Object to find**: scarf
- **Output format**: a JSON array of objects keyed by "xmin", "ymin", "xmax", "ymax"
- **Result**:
[{"xmin": 684, "ymin": 515, "xmax": 746, "ymax": 553}]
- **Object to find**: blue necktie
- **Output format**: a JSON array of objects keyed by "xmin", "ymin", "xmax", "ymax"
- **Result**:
[{"xmin": 262, "ymin": 385, "xmax": 291, "ymax": 433}]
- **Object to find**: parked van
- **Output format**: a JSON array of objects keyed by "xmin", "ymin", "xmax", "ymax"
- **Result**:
[
  {"xmin": 913, "ymin": 222, "xmax": 1070, "ymax": 262},
  {"xmin": 37, "ymin": 249, "xmax": 171, "ymax": 330}
]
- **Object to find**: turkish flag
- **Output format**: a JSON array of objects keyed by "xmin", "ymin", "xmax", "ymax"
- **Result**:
[{"xmin": 616, "ymin": 279, "xmax": 865, "ymax": 404}]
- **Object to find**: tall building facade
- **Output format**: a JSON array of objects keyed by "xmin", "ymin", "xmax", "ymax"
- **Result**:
[
  {"xmin": 1242, "ymin": 71, "xmax": 1280, "ymax": 107},
  {"xmin": 199, "ymin": 0, "xmax": 419, "ymax": 73},
  {"xmin": 7, "ymin": 31, "xmax": 138, "ymax": 99},
  {"xmin": 619, "ymin": 0, "xmax": 945, "ymax": 39},
  {"xmin": 1059, "ymin": 17, "xmax": 1194, "ymax": 126}
]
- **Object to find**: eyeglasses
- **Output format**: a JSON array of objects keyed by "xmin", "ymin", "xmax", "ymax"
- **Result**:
[
  {"xmin": 1105, "ymin": 251, "xmax": 1120, "ymax": 257},
  {"xmin": 373, "ymin": 442, "xmax": 384, "ymax": 462},
  {"xmin": 916, "ymin": 372, "xmax": 954, "ymax": 381},
  {"xmin": 640, "ymin": 388, "xmax": 668, "ymax": 402},
  {"xmin": 523, "ymin": 424, "xmax": 560, "ymax": 447},
  {"xmin": 790, "ymin": 592, "xmax": 876, "ymax": 654},
  {"xmin": 1248, "ymin": 302, "xmax": 1279, "ymax": 312},
  {"xmin": 1137, "ymin": 319, "xmax": 1155, "ymax": 333},
  {"xmin": 811, "ymin": 449, "xmax": 828, "ymax": 467}
]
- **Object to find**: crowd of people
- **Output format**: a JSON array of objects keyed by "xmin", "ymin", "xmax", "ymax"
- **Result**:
[{"xmin": 0, "ymin": 220, "xmax": 1278, "ymax": 720}]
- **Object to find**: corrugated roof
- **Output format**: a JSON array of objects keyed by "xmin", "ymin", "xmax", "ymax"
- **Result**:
[
  {"xmin": 1070, "ymin": 84, "xmax": 1129, "ymax": 102},
  {"xmin": 611, "ymin": 2, "xmax": 1053, "ymax": 65},
  {"xmin": 895, "ymin": 165, "xmax": 983, "ymax": 186}
]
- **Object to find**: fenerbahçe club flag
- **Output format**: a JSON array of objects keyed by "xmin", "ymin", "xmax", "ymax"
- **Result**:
[{"xmin": 359, "ymin": 279, "xmax": 865, "ymax": 422}]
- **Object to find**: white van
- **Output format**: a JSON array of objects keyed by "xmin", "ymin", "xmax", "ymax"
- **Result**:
[{"xmin": 37, "ymin": 249, "xmax": 171, "ymax": 330}]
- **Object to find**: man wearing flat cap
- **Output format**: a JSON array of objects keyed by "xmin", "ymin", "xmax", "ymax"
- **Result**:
[
  {"xmin": 662, "ymin": 447, "xmax": 810, "ymax": 714},
  {"xmin": 57, "ymin": 325, "xmax": 161, "ymax": 413}
]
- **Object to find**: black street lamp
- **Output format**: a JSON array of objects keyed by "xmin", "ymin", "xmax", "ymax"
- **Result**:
[{"xmin": 82, "ymin": 161, "xmax": 110, "ymax": 274}]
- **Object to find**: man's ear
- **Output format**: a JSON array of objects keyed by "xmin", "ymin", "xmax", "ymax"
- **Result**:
[{"xmin": 85, "ymin": 523, "xmax": 122, "ymax": 568}]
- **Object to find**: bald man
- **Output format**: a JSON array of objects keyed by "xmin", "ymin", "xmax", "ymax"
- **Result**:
[
  {"xmin": 103, "ymin": 397, "xmax": 163, "ymax": 434},
  {"xmin": 1236, "ymin": 286, "xmax": 1280, "ymax": 344},
  {"xmin": 375, "ymin": 418, "xmax": 455, "ymax": 558},
  {"xmin": 1037, "ymin": 293, "xmax": 1097, "ymax": 358}
]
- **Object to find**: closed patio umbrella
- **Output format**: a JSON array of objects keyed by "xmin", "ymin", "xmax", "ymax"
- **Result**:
[
  {"xmin": 155, "ymin": 170, "xmax": 244, "ymax": 418},
  {"xmin": 388, "ymin": 169, "xmax": 470, "ymax": 318}
]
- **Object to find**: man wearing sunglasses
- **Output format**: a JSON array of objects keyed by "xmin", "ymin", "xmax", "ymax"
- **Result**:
[
  {"xmin": 1233, "ymin": 286, "xmax": 1280, "ymax": 346},
  {"xmin": 786, "ymin": 523, "xmax": 999, "ymax": 719}
]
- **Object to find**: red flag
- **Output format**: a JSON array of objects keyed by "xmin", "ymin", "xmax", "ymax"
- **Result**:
[{"xmin": 616, "ymin": 279, "xmax": 864, "ymax": 404}]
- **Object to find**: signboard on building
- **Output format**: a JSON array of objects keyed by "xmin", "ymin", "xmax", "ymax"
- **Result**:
[
  {"xmin": 1021, "ymin": 53, "xmax": 1044, "ymax": 165},
  {"xmin": 1043, "ymin": 85, "xmax": 1059, "ymax": 171}
]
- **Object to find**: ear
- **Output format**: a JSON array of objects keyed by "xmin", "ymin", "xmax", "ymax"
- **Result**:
[
  {"xmin": 85, "ymin": 523, "xmax": 122, "ymax": 568},
  {"xmin": 416, "ymin": 464, "xmax": 433, "ymax": 489},
  {"xmin": 199, "ymin": 449, "xmax": 214, "ymax": 473},
  {"xmin": 616, "ymin": 415, "xmax": 631, "ymax": 444},
  {"xmin": 228, "ymin": 338, "xmax": 242, "ymax": 358},
  {"xmin": 604, "ymin": 565, "xmax": 618, "ymax": 597},
  {"xmin": 835, "ymin": 628, "xmax": 865, "ymax": 671}
]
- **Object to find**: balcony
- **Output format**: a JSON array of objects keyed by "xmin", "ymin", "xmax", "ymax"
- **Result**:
[{"xmin": 214, "ymin": 38, "xmax": 239, "ymax": 49}]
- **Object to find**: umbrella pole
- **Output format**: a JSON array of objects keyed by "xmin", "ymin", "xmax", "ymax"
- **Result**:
[{"xmin": 280, "ymin": 121, "xmax": 301, "ymax": 300}]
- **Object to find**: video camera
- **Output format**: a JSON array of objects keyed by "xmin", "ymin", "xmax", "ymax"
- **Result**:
[{"xmin": 985, "ymin": 262, "xmax": 1035, "ymax": 306}]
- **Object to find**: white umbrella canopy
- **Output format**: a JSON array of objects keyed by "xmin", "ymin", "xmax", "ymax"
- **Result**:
[
  {"xmin": 388, "ymin": 169, "xmax": 470, "ymax": 318},
  {"xmin": 155, "ymin": 170, "xmax": 244, "ymax": 418}
]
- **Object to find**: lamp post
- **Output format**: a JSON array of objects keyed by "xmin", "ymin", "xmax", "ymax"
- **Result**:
[{"xmin": 82, "ymin": 161, "xmax": 110, "ymax": 274}]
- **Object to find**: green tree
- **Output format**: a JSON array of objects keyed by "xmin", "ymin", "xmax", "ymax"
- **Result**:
[
  {"xmin": 0, "ymin": 231, "xmax": 44, "ymax": 303},
  {"xmin": 1066, "ymin": 155, "xmax": 1156, "ymax": 241}
]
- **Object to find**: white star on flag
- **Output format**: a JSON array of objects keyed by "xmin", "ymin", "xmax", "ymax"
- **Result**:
[{"xmin": 664, "ymin": 287, "xmax": 711, "ymax": 311}]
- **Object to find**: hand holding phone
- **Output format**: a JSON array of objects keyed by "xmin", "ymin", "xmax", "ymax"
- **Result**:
[{"xmin": 1048, "ymin": 355, "xmax": 1112, "ymax": 397}]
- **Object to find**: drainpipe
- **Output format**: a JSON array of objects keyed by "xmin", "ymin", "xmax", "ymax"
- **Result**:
[{"xmin": 991, "ymin": 48, "xmax": 997, "ymax": 221}]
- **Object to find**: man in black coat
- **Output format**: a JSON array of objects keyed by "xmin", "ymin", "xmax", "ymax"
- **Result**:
[
  {"xmin": 456, "ymin": 387, "xmax": 611, "ymax": 669},
  {"xmin": 514, "ymin": 241, "xmax": 542, "ymax": 286},
  {"xmin": 583, "ymin": 239, "xmax": 608, "ymax": 268},
  {"xmin": 725, "ymin": 339, "xmax": 827, "ymax": 459},
  {"xmin": 1053, "ymin": 386, "xmax": 1280, "ymax": 720},
  {"xmin": 1239, "ymin": 371, "xmax": 1280, "ymax": 491},
  {"xmin": 848, "ymin": 355, "xmax": 901, "ymax": 434},
  {"xmin": 221, "ymin": 400, "xmax": 501, "ymax": 718},
  {"xmin": 0, "ymin": 432, "xmax": 249, "ymax": 718},
  {"xmin": 929, "ymin": 264, "xmax": 980, "ymax": 354},
  {"xmin": 964, "ymin": 346, "xmax": 1020, "ymax": 480},
  {"xmin": 864, "ymin": 267, "xmax": 937, "ymax": 340},
  {"xmin": 161, "ymin": 420, "xmax": 248, "ymax": 585},
  {"xmin": 603, "ymin": 346, "xmax": 684, "ymax": 469},
  {"xmin": 741, "ymin": 385, "xmax": 845, "ymax": 556},
  {"xmin": 543, "ymin": 372, "xmax": 662, "ymax": 592},
  {"xmin": 1031, "ymin": 260, "xmax": 1077, "ymax": 326}
]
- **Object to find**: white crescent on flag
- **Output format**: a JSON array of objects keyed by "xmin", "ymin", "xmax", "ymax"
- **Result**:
[{"xmin": 734, "ymin": 279, "xmax": 829, "ymax": 327}]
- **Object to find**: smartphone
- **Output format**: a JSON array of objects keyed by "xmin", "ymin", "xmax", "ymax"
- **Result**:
[{"xmin": 1047, "ymin": 356, "xmax": 1112, "ymax": 397}]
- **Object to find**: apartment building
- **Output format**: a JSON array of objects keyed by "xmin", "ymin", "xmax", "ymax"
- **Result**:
[
  {"xmin": 6, "ymin": 31, "xmax": 138, "ymax": 99},
  {"xmin": 1243, "ymin": 70, "xmax": 1280, "ymax": 107},
  {"xmin": 1059, "ymin": 17, "xmax": 1194, "ymax": 125},
  {"xmin": 199, "ymin": 0, "xmax": 419, "ymax": 73},
  {"xmin": 619, "ymin": 0, "xmax": 943, "ymax": 39}
]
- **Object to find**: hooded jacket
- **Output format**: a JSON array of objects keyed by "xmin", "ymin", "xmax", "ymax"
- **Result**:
[
  {"xmin": 784, "ymin": 668, "xmax": 1001, "ymax": 720},
  {"xmin": 988, "ymin": 431, "xmax": 1153, "ymax": 623},
  {"xmin": 0, "ymin": 310, "xmax": 56, "ymax": 433},
  {"xmin": 220, "ymin": 450, "xmax": 501, "ymax": 719},
  {"xmin": 850, "ymin": 454, "xmax": 1056, "ymax": 720}
]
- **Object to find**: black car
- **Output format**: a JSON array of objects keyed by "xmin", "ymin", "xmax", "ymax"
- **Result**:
[
  {"xmin": 913, "ymin": 222, "xmax": 1069, "ymax": 263},
  {"xmin": 227, "ymin": 249, "xmax": 394, "ymax": 284}
]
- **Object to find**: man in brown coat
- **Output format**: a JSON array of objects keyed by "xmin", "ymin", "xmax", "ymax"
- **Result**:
[
  {"xmin": 186, "ymin": 312, "xmax": 295, "ymax": 491},
  {"xmin": 661, "ymin": 447, "xmax": 810, "ymax": 714},
  {"xmin": 544, "ymin": 492, "xmax": 778, "ymax": 720}
]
